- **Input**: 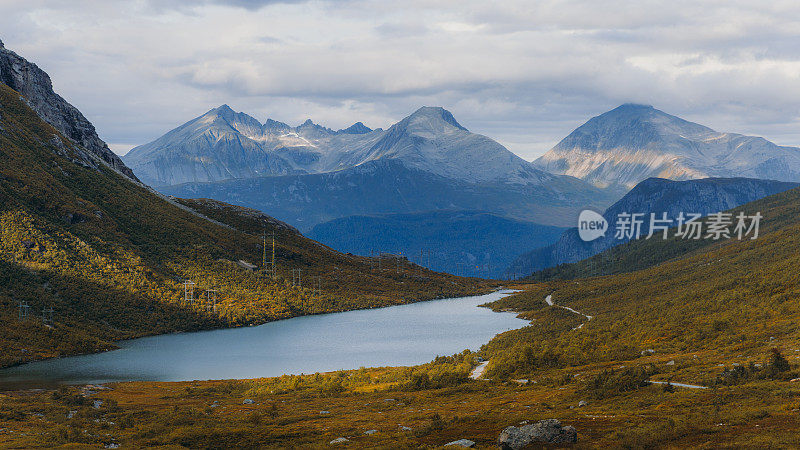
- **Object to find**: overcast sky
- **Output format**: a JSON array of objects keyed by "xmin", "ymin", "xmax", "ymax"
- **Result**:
[{"xmin": 2, "ymin": 0, "xmax": 800, "ymax": 159}]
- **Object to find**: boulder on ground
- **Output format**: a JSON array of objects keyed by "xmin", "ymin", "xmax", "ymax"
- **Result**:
[
  {"xmin": 444, "ymin": 438, "xmax": 476, "ymax": 447},
  {"xmin": 329, "ymin": 437, "xmax": 349, "ymax": 445},
  {"xmin": 498, "ymin": 419, "xmax": 577, "ymax": 449}
]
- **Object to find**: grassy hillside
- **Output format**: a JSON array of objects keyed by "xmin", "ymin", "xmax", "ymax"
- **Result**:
[
  {"xmin": 0, "ymin": 83, "xmax": 492, "ymax": 368},
  {"xmin": 482, "ymin": 185, "xmax": 800, "ymax": 380}
]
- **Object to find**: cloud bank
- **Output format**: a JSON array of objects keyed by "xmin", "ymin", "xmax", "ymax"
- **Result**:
[{"xmin": 2, "ymin": 0, "xmax": 800, "ymax": 158}]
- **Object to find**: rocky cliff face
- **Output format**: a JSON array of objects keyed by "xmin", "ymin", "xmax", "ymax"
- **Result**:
[
  {"xmin": 0, "ymin": 39, "xmax": 137, "ymax": 180},
  {"xmin": 505, "ymin": 177, "xmax": 799, "ymax": 277}
]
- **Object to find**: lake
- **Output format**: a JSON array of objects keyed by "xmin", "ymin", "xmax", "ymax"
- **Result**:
[{"xmin": 0, "ymin": 290, "xmax": 527, "ymax": 388}]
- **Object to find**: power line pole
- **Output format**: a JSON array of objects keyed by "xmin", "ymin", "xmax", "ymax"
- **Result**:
[
  {"xmin": 262, "ymin": 228, "xmax": 268, "ymax": 274},
  {"xmin": 18, "ymin": 300, "xmax": 29, "ymax": 321},
  {"xmin": 271, "ymin": 231, "xmax": 276, "ymax": 280},
  {"xmin": 206, "ymin": 289, "xmax": 218, "ymax": 312},
  {"xmin": 184, "ymin": 280, "xmax": 195, "ymax": 305},
  {"xmin": 42, "ymin": 307, "xmax": 54, "ymax": 325}
]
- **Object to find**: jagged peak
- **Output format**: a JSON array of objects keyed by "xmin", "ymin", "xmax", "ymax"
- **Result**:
[
  {"xmin": 338, "ymin": 121, "xmax": 372, "ymax": 134},
  {"xmin": 264, "ymin": 118, "xmax": 291, "ymax": 130},
  {"xmin": 0, "ymin": 38, "xmax": 4, "ymax": 49},
  {"xmin": 297, "ymin": 118, "xmax": 335, "ymax": 134},
  {"xmin": 407, "ymin": 106, "xmax": 467, "ymax": 130}
]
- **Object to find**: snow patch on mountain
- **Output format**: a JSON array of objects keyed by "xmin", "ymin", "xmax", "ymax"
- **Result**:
[{"xmin": 124, "ymin": 105, "xmax": 556, "ymax": 187}]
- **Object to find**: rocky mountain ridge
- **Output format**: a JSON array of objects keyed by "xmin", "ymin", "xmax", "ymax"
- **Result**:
[
  {"xmin": 0, "ymin": 39, "xmax": 136, "ymax": 180},
  {"xmin": 123, "ymin": 105, "xmax": 559, "ymax": 188},
  {"xmin": 534, "ymin": 104, "xmax": 800, "ymax": 188}
]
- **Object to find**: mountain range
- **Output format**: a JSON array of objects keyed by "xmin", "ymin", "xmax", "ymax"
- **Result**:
[
  {"xmin": 132, "ymin": 106, "xmax": 616, "ymax": 230},
  {"xmin": 125, "ymin": 105, "xmax": 557, "ymax": 187},
  {"xmin": 534, "ymin": 103, "xmax": 800, "ymax": 189},
  {"xmin": 125, "ymin": 101, "xmax": 800, "ymax": 278}
]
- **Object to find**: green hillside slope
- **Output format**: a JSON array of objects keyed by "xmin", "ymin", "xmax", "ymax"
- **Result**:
[
  {"xmin": 483, "ymin": 184, "xmax": 800, "ymax": 380},
  {"xmin": 0, "ymin": 84, "xmax": 491, "ymax": 368}
]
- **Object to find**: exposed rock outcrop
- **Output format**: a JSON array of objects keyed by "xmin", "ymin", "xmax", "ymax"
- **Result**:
[
  {"xmin": 498, "ymin": 419, "xmax": 577, "ymax": 449},
  {"xmin": 0, "ymin": 40, "xmax": 137, "ymax": 180},
  {"xmin": 444, "ymin": 438, "xmax": 476, "ymax": 447}
]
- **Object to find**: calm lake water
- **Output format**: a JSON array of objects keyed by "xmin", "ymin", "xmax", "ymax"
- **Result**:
[{"xmin": 0, "ymin": 290, "xmax": 526, "ymax": 388}]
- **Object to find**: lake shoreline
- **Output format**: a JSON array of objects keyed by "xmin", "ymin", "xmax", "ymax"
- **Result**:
[
  {"xmin": 0, "ymin": 288, "xmax": 525, "ymax": 389},
  {"xmin": 0, "ymin": 285, "xmax": 503, "ymax": 374}
]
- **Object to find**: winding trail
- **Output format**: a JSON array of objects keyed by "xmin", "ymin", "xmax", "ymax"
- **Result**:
[
  {"xmin": 545, "ymin": 294, "xmax": 708, "ymax": 389},
  {"xmin": 470, "ymin": 360, "xmax": 490, "ymax": 379},
  {"xmin": 544, "ymin": 294, "xmax": 593, "ymax": 330},
  {"xmin": 648, "ymin": 380, "xmax": 707, "ymax": 389}
]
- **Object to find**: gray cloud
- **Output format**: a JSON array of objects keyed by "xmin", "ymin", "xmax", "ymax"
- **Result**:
[{"xmin": 2, "ymin": 0, "xmax": 800, "ymax": 158}]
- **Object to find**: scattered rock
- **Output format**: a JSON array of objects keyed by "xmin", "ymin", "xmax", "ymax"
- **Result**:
[
  {"xmin": 63, "ymin": 212, "xmax": 88, "ymax": 225},
  {"xmin": 320, "ymin": 410, "xmax": 330, "ymax": 414},
  {"xmin": 67, "ymin": 410, "xmax": 77, "ymax": 419},
  {"xmin": 444, "ymin": 438, "xmax": 476, "ymax": 447},
  {"xmin": 578, "ymin": 400, "xmax": 587, "ymax": 407},
  {"xmin": 498, "ymin": 419, "xmax": 577, "ymax": 449},
  {"xmin": 242, "ymin": 399, "xmax": 254, "ymax": 404},
  {"xmin": 364, "ymin": 429, "xmax": 378, "ymax": 435},
  {"xmin": 400, "ymin": 426, "xmax": 412, "ymax": 431},
  {"xmin": 92, "ymin": 400, "xmax": 103, "ymax": 409},
  {"xmin": 666, "ymin": 360, "xmax": 675, "ymax": 366},
  {"xmin": 329, "ymin": 437, "xmax": 349, "ymax": 445}
]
